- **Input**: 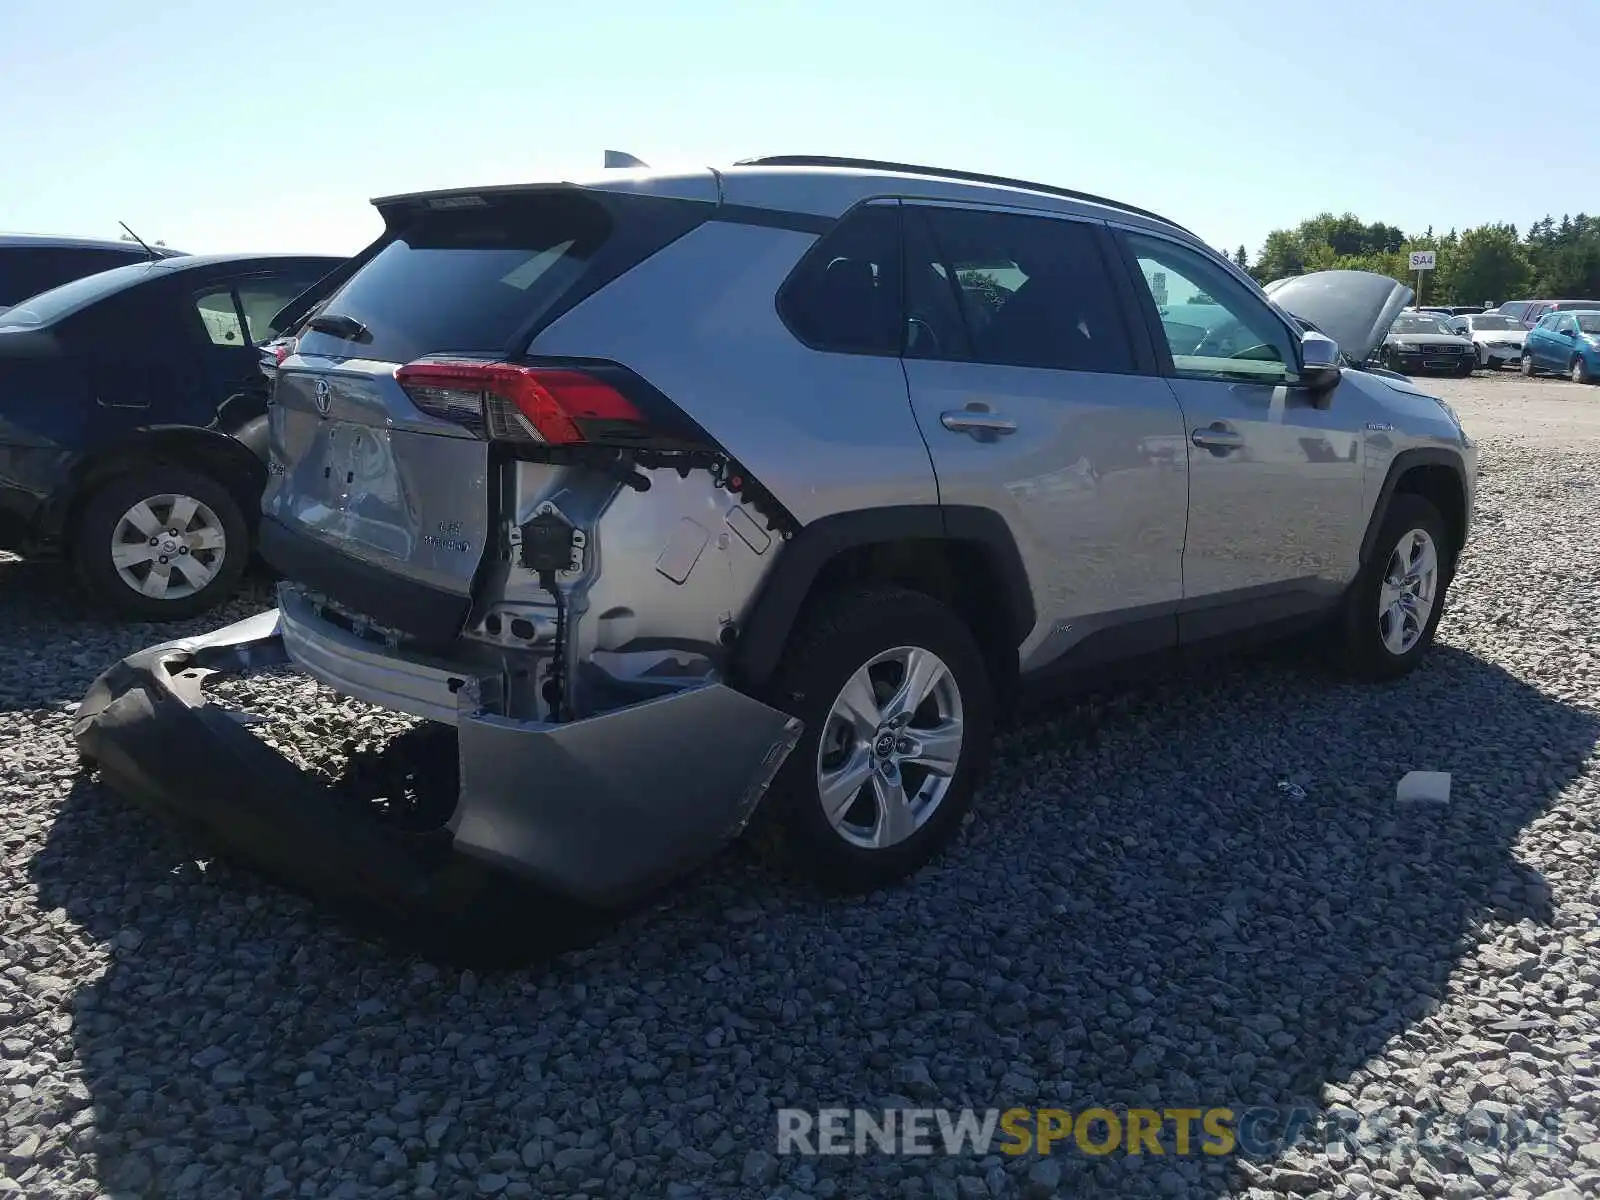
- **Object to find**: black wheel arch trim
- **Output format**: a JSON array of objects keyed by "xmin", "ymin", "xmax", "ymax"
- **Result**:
[
  {"xmin": 1357, "ymin": 446, "xmax": 1469, "ymax": 566},
  {"xmin": 731, "ymin": 504, "xmax": 1036, "ymax": 689}
]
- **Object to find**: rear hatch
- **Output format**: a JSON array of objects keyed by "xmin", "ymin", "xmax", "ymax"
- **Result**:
[{"xmin": 261, "ymin": 179, "xmax": 716, "ymax": 643}]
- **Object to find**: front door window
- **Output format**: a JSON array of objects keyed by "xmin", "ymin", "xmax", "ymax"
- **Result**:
[{"xmin": 1122, "ymin": 233, "xmax": 1298, "ymax": 385}]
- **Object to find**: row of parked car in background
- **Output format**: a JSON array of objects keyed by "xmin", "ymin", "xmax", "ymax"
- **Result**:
[{"xmin": 1373, "ymin": 294, "xmax": 1600, "ymax": 380}]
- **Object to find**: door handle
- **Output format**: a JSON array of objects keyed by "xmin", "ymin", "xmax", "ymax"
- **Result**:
[
  {"xmin": 1191, "ymin": 424, "xmax": 1245, "ymax": 452},
  {"xmin": 941, "ymin": 410, "xmax": 1018, "ymax": 436}
]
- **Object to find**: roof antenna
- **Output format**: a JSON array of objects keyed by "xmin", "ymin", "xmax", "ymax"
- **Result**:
[
  {"xmin": 118, "ymin": 221, "xmax": 160, "ymax": 262},
  {"xmin": 603, "ymin": 150, "xmax": 648, "ymax": 169}
]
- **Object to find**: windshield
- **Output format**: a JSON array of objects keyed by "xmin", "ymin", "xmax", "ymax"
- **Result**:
[
  {"xmin": 1577, "ymin": 315, "xmax": 1600, "ymax": 334},
  {"xmin": 1392, "ymin": 313, "xmax": 1455, "ymax": 336},
  {"xmin": 1469, "ymin": 315, "xmax": 1521, "ymax": 331},
  {"xmin": 0, "ymin": 260, "xmax": 165, "ymax": 330}
]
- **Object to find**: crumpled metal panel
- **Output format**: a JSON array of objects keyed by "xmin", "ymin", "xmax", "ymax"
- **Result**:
[{"xmin": 71, "ymin": 608, "xmax": 803, "ymax": 953}]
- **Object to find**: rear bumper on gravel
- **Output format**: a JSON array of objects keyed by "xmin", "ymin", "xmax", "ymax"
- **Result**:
[{"xmin": 72, "ymin": 609, "xmax": 801, "ymax": 931}]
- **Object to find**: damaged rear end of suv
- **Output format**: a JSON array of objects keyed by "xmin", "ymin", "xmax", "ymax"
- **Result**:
[
  {"xmin": 79, "ymin": 156, "xmax": 1476, "ymax": 959},
  {"xmin": 73, "ymin": 169, "xmax": 829, "ymax": 955}
]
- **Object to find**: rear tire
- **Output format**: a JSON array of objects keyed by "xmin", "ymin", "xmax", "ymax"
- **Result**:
[
  {"xmin": 1521, "ymin": 355, "xmax": 1538, "ymax": 377},
  {"xmin": 754, "ymin": 586, "xmax": 994, "ymax": 893},
  {"xmin": 1336, "ymin": 494, "xmax": 1452, "ymax": 682},
  {"xmin": 72, "ymin": 464, "xmax": 250, "ymax": 621}
]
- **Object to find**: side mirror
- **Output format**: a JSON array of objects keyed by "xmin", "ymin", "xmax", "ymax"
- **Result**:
[{"xmin": 1297, "ymin": 329, "xmax": 1342, "ymax": 394}]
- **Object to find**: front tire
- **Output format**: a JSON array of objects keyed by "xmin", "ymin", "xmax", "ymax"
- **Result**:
[
  {"xmin": 1336, "ymin": 494, "xmax": 1452, "ymax": 681},
  {"xmin": 72, "ymin": 464, "xmax": 250, "ymax": 621},
  {"xmin": 1571, "ymin": 357, "xmax": 1593, "ymax": 384},
  {"xmin": 755, "ymin": 586, "xmax": 994, "ymax": 893}
]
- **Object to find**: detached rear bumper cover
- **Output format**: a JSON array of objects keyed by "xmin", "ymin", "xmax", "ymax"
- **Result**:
[{"xmin": 73, "ymin": 610, "xmax": 801, "ymax": 917}]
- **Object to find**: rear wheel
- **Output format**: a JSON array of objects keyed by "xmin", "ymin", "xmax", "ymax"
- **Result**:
[
  {"xmin": 755, "ymin": 586, "xmax": 994, "ymax": 893},
  {"xmin": 1521, "ymin": 354, "xmax": 1538, "ymax": 377},
  {"xmin": 72, "ymin": 464, "xmax": 250, "ymax": 621},
  {"xmin": 1336, "ymin": 494, "xmax": 1452, "ymax": 681}
]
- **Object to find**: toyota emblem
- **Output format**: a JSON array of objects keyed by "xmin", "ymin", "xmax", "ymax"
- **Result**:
[{"xmin": 312, "ymin": 378, "xmax": 332, "ymax": 417}]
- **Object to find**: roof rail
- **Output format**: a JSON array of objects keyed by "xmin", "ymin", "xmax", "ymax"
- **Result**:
[{"xmin": 733, "ymin": 155, "xmax": 1191, "ymax": 235}]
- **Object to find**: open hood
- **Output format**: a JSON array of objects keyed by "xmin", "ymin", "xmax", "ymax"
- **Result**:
[{"xmin": 1263, "ymin": 269, "xmax": 1413, "ymax": 365}]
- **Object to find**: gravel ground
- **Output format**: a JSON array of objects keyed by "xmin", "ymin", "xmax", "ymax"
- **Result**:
[{"xmin": 4, "ymin": 374, "xmax": 1600, "ymax": 1199}]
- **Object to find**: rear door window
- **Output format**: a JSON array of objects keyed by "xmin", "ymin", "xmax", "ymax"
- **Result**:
[
  {"xmin": 195, "ymin": 288, "xmax": 247, "ymax": 345},
  {"xmin": 298, "ymin": 191, "xmax": 618, "ymax": 364},
  {"xmin": 906, "ymin": 206, "xmax": 1135, "ymax": 374},
  {"xmin": 778, "ymin": 204, "xmax": 904, "ymax": 356}
]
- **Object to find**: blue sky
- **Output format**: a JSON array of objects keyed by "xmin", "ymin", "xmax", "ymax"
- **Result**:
[{"xmin": 4, "ymin": 0, "xmax": 1596, "ymax": 261}]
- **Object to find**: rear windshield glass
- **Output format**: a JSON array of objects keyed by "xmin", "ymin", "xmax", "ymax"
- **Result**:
[
  {"xmin": 1553, "ymin": 300, "xmax": 1600, "ymax": 310},
  {"xmin": 1469, "ymin": 315, "xmax": 1521, "ymax": 330},
  {"xmin": 0, "ymin": 260, "xmax": 164, "ymax": 330},
  {"xmin": 300, "ymin": 191, "xmax": 613, "ymax": 363},
  {"xmin": 1393, "ymin": 313, "xmax": 1455, "ymax": 335}
]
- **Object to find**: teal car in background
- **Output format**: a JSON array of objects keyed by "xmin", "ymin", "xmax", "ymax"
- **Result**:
[{"xmin": 1521, "ymin": 309, "xmax": 1600, "ymax": 383}]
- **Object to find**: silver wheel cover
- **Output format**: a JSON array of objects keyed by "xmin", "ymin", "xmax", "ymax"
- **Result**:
[
  {"xmin": 816, "ymin": 645, "xmax": 965, "ymax": 850},
  {"xmin": 111, "ymin": 493, "xmax": 227, "ymax": 601},
  {"xmin": 1377, "ymin": 527, "xmax": 1439, "ymax": 656}
]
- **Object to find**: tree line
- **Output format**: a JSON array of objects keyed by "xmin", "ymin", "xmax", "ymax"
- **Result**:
[{"xmin": 1232, "ymin": 213, "xmax": 1600, "ymax": 306}]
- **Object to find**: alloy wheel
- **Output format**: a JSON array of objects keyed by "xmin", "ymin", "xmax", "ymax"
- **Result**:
[
  {"xmin": 1377, "ymin": 528, "xmax": 1439, "ymax": 656},
  {"xmin": 110, "ymin": 493, "xmax": 228, "ymax": 601},
  {"xmin": 815, "ymin": 645, "xmax": 964, "ymax": 850}
]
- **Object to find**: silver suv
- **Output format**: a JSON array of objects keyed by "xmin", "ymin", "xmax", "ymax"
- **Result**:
[{"xmin": 76, "ymin": 155, "xmax": 1477, "ymax": 940}]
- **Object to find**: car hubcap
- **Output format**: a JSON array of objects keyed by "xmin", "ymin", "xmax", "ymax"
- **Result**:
[
  {"xmin": 1377, "ymin": 528, "xmax": 1439, "ymax": 656},
  {"xmin": 816, "ymin": 645, "xmax": 964, "ymax": 850},
  {"xmin": 111, "ymin": 493, "xmax": 227, "ymax": 601}
]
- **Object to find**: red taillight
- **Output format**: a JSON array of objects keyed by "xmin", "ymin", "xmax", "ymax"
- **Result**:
[{"xmin": 395, "ymin": 358, "xmax": 644, "ymax": 445}]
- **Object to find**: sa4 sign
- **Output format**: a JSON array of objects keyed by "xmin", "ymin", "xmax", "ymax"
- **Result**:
[{"xmin": 1407, "ymin": 250, "xmax": 1437, "ymax": 305}]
